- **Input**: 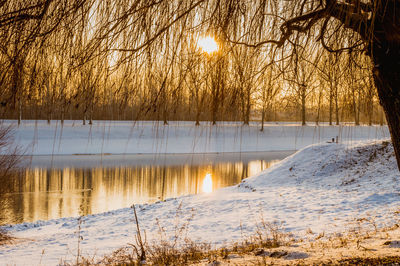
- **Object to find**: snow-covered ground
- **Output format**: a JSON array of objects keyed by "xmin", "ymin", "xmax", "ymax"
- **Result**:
[
  {"xmin": 8, "ymin": 120, "xmax": 389, "ymax": 155},
  {"xmin": 1, "ymin": 139, "xmax": 399, "ymax": 265}
]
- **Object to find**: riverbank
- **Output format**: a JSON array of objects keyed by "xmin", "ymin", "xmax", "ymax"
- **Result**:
[
  {"xmin": 1, "ymin": 139, "xmax": 399, "ymax": 264},
  {"xmin": 7, "ymin": 120, "xmax": 389, "ymax": 155}
]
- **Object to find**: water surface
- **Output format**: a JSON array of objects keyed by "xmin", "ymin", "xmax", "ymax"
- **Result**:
[{"xmin": 0, "ymin": 151, "xmax": 293, "ymax": 224}]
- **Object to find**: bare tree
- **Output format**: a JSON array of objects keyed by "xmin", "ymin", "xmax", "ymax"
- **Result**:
[
  {"xmin": 258, "ymin": 61, "xmax": 280, "ymax": 131},
  {"xmin": 249, "ymin": 0, "xmax": 400, "ymax": 166},
  {"xmin": 1, "ymin": 0, "xmax": 399, "ymax": 167}
]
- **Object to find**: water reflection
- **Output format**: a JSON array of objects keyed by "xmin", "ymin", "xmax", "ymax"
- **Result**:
[
  {"xmin": 0, "ymin": 151, "xmax": 293, "ymax": 224},
  {"xmin": 202, "ymin": 173, "xmax": 213, "ymax": 193}
]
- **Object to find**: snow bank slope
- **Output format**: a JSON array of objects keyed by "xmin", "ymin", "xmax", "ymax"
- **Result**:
[
  {"xmin": 10, "ymin": 120, "xmax": 389, "ymax": 155},
  {"xmin": 1, "ymin": 140, "xmax": 400, "ymax": 265}
]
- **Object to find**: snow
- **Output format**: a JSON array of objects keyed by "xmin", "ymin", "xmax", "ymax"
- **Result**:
[
  {"xmin": 1, "ymin": 138, "xmax": 399, "ymax": 265},
  {"xmin": 8, "ymin": 120, "xmax": 389, "ymax": 155}
]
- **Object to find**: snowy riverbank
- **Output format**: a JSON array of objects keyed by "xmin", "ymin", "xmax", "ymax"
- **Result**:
[
  {"xmin": 7, "ymin": 120, "xmax": 390, "ymax": 155},
  {"xmin": 1, "ymin": 139, "xmax": 399, "ymax": 265}
]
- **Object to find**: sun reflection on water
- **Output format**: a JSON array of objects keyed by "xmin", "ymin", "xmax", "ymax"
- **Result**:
[
  {"xmin": 1, "ymin": 154, "xmax": 288, "ymax": 224},
  {"xmin": 202, "ymin": 173, "xmax": 213, "ymax": 193}
]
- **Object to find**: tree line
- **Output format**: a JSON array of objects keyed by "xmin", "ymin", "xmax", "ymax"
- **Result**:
[{"xmin": 0, "ymin": 0, "xmax": 385, "ymax": 128}]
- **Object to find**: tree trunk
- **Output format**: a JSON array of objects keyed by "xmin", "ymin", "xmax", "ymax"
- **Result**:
[
  {"xmin": 211, "ymin": 75, "xmax": 219, "ymax": 125},
  {"xmin": 316, "ymin": 90, "xmax": 322, "ymax": 125},
  {"xmin": 163, "ymin": 102, "xmax": 168, "ymax": 125},
  {"xmin": 162, "ymin": 90, "xmax": 168, "ymax": 126},
  {"xmin": 329, "ymin": 88, "xmax": 333, "ymax": 125},
  {"xmin": 352, "ymin": 88, "xmax": 359, "ymax": 126},
  {"xmin": 367, "ymin": 77, "xmax": 374, "ymax": 126},
  {"xmin": 368, "ymin": 94, "xmax": 373, "ymax": 126},
  {"xmin": 243, "ymin": 91, "xmax": 250, "ymax": 126},
  {"xmin": 61, "ymin": 105, "xmax": 65, "ymax": 126},
  {"xmin": 211, "ymin": 86, "xmax": 218, "ymax": 125},
  {"xmin": 89, "ymin": 105, "xmax": 93, "ymax": 125},
  {"xmin": 18, "ymin": 100, "xmax": 22, "ymax": 126},
  {"xmin": 372, "ymin": 45, "xmax": 400, "ymax": 170},
  {"xmin": 335, "ymin": 87, "xmax": 339, "ymax": 125},
  {"xmin": 260, "ymin": 104, "xmax": 265, "ymax": 131},
  {"xmin": 356, "ymin": 91, "xmax": 360, "ymax": 126},
  {"xmin": 195, "ymin": 102, "xmax": 200, "ymax": 126},
  {"xmin": 301, "ymin": 85, "xmax": 306, "ymax": 126}
]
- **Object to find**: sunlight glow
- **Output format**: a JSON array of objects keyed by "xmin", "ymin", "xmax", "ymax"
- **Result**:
[
  {"xmin": 198, "ymin": 36, "xmax": 219, "ymax": 54},
  {"xmin": 202, "ymin": 173, "xmax": 213, "ymax": 193}
]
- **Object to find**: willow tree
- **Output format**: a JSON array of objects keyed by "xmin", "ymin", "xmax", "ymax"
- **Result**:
[
  {"xmin": 226, "ymin": 0, "xmax": 400, "ymax": 168},
  {"xmin": 2, "ymin": 0, "xmax": 400, "ymax": 168},
  {"xmin": 291, "ymin": 1, "xmax": 400, "ymax": 167}
]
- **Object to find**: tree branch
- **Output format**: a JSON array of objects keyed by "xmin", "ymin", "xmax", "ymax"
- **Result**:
[{"xmin": 0, "ymin": 0, "xmax": 53, "ymax": 28}]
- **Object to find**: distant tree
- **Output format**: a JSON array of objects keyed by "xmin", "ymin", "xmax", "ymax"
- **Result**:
[
  {"xmin": 284, "ymin": 44, "xmax": 318, "ymax": 126},
  {"xmin": 317, "ymin": 53, "xmax": 345, "ymax": 125},
  {"xmin": 258, "ymin": 61, "xmax": 280, "ymax": 131}
]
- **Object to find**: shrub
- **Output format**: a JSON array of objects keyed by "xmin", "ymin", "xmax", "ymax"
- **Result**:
[{"xmin": 0, "ymin": 123, "xmax": 23, "ymax": 243}]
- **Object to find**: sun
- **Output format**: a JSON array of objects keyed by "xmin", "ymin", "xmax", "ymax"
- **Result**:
[{"xmin": 198, "ymin": 36, "xmax": 219, "ymax": 54}]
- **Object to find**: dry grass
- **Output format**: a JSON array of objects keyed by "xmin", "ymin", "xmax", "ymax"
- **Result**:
[
  {"xmin": 65, "ymin": 218, "xmax": 400, "ymax": 265},
  {"xmin": 69, "ymin": 202, "xmax": 213, "ymax": 265},
  {"xmin": 337, "ymin": 256, "xmax": 400, "ymax": 265},
  {"xmin": 0, "ymin": 228, "xmax": 13, "ymax": 245},
  {"xmin": 227, "ymin": 216, "xmax": 292, "ymax": 258},
  {"xmin": 127, "ymin": 203, "xmax": 212, "ymax": 265},
  {"xmin": 62, "ymin": 201, "xmax": 400, "ymax": 265},
  {"xmin": 95, "ymin": 214, "xmax": 292, "ymax": 265},
  {"xmin": 94, "ymin": 240, "xmax": 212, "ymax": 265}
]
